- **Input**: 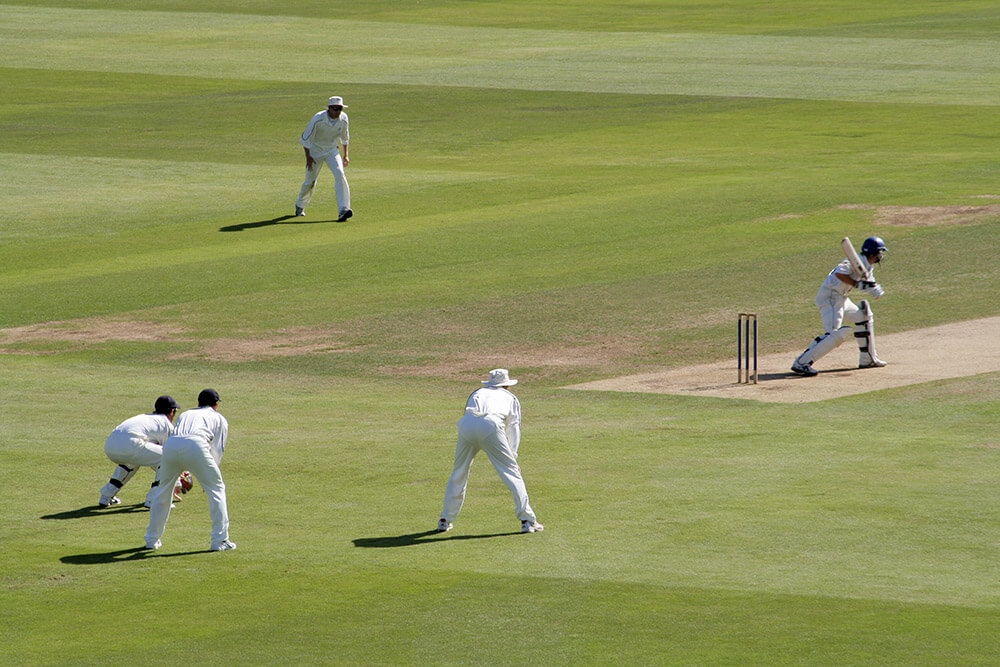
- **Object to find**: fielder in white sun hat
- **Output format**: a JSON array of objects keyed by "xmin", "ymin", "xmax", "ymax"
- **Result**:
[
  {"xmin": 328, "ymin": 96, "xmax": 348, "ymax": 108},
  {"xmin": 483, "ymin": 368, "xmax": 517, "ymax": 387},
  {"xmin": 437, "ymin": 366, "xmax": 541, "ymax": 534}
]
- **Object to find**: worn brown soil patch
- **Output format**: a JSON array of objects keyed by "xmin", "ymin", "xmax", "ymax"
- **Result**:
[
  {"xmin": 167, "ymin": 327, "xmax": 366, "ymax": 361},
  {"xmin": 381, "ymin": 338, "xmax": 644, "ymax": 380},
  {"xmin": 837, "ymin": 203, "xmax": 1000, "ymax": 227},
  {"xmin": 4, "ymin": 316, "xmax": 997, "ymax": 404},
  {"xmin": 566, "ymin": 317, "xmax": 1000, "ymax": 403},
  {"xmin": 0, "ymin": 320, "xmax": 365, "ymax": 360},
  {"xmin": 0, "ymin": 319, "xmax": 188, "ymax": 354}
]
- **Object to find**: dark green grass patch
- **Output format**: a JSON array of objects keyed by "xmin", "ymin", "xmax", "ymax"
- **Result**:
[
  {"xmin": 7, "ymin": 568, "xmax": 1000, "ymax": 663},
  {"xmin": 10, "ymin": 0, "xmax": 1000, "ymax": 37}
]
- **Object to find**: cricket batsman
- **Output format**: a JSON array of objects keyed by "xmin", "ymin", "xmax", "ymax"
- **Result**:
[{"xmin": 791, "ymin": 236, "xmax": 888, "ymax": 376}]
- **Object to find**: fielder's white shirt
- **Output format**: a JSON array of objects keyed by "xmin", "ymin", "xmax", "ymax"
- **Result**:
[
  {"xmin": 463, "ymin": 387, "xmax": 521, "ymax": 452},
  {"xmin": 300, "ymin": 110, "xmax": 349, "ymax": 159},
  {"xmin": 109, "ymin": 413, "xmax": 174, "ymax": 445},
  {"xmin": 170, "ymin": 407, "xmax": 229, "ymax": 464}
]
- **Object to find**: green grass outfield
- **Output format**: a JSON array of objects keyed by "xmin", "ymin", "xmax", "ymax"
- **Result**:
[{"xmin": 2, "ymin": 0, "xmax": 999, "ymax": 663}]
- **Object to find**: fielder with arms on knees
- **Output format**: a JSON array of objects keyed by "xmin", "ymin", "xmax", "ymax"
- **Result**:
[
  {"xmin": 438, "ymin": 369, "xmax": 543, "ymax": 534},
  {"xmin": 791, "ymin": 236, "xmax": 888, "ymax": 376},
  {"xmin": 144, "ymin": 389, "xmax": 235, "ymax": 552}
]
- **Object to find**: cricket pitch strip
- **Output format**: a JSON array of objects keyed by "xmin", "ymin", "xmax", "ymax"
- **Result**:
[{"xmin": 565, "ymin": 316, "xmax": 1000, "ymax": 403}]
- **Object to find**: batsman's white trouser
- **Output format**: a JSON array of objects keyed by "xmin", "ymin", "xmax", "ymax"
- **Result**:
[
  {"xmin": 101, "ymin": 434, "xmax": 163, "ymax": 502},
  {"xmin": 441, "ymin": 414, "xmax": 536, "ymax": 524},
  {"xmin": 145, "ymin": 435, "xmax": 230, "ymax": 550},
  {"xmin": 296, "ymin": 152, "xmax": 350, "ymax": 213},
  {"xmin": 797, "ymin": 290, "xmax": 879, "ymax": 366},
  {"xmin": 816, "ymin": 287, "xmax": 861, "ymax": 333}
]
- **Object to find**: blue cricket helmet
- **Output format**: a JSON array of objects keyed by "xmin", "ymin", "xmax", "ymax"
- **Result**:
[{"xmin": 861, "ymin": 236, "xmax": 887, "ymax": 256}]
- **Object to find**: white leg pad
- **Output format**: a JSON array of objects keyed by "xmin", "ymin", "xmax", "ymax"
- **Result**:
[
  {"xmin": 99, "ymin": 464, "xmax": 138, "ymax": 499},
  {"xmin": 798, "ymin": 326, "xmax": 852, "ymax": 366},
  {"xmin": 854, "ymin": 300, "xmax": 885, "ymax": 366}
]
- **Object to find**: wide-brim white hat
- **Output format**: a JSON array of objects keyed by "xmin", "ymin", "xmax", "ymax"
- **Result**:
[
  {"xmin": 483, "ymin": 368, "xmax": 517, "ymax": 387},
  {"xmin": 328, "ymin": 96, "xmax": 348, "ymax": 108}
]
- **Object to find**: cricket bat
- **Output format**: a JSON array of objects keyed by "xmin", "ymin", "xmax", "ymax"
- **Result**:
[{"xmin": 841, "ymin": 237, "xmax": 872, "ymax": 281}]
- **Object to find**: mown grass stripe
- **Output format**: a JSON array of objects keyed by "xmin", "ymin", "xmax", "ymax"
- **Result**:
[{"xmin": 2, "ymin": 6, "xmax": 999, "ymax": 103}]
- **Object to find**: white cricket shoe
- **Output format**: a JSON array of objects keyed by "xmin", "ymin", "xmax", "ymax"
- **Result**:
[
  {"xmin": 211, "ymin": 540, "xmax": 237, "ymax": 552},
  {"xmin": 436, "ymin": 518, "xmax": 453, "ymax": 532},
  {"xmin": 791, "ymin": 360, "xmax": 818, "ymax": 376},
  {"xmin": 98, "ymin": 496, "xmax": 121, "ymax": 508},
  {"xmin": 859, "ymin": 357, "xmax": 887, "ymax": 368},
  {"xmin": 521, "ymin": 520, "xmax": 544, "ymax": 533},
  {"xmin": 143, "ymin": 539, "xmax": 161, "ymax": 550}
]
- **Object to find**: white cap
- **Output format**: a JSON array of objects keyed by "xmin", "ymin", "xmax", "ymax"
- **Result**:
[
  {"xmin": 482, "ymin": 368, "xmax": 517, "ymax": 387},
  {"xmin": 328, "ymin": 96, "xmax": 348, "ymax": 108}
]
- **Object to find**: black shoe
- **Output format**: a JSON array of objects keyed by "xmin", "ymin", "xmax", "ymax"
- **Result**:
[
  {"xmin": 294, "ymin": 206, "xmax": 305, "ymax": 217},
  {"xmin": 337, "ymin": 208, "xmax": 353, "ymax": 222}
]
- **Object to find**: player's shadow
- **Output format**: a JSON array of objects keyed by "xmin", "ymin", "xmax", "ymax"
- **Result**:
[
  {"xmin": 61, "ymin": 547, "xmax": 209, "ymax": 564},
  {"xmin": 219, "ymin": 214, "xmax": 340, "ymax": 232},
  {"xmin": 756, "ymin": 371, "xmax": 795, "ymax": 381},
  {"xmin": 41, "ymin": 504, "xmax": 148, "ymax": 520},
  {"xmin": 353, "ymin": 530, "xmax": 521, "ymax": 548},
  {"xmin": 777, "ymin": 366, "xmax": 859, "ymax": 380}
]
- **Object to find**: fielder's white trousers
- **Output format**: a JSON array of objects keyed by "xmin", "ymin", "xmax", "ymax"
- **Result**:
[
  {"xmin": 145, "ymin": 435, "xmax": 230, "ymax": 550},
  {"xmin": 441, "ymin": 414, "xmax": 536, "ymax": 524},
  {"xmin": 296, "ymin": 152, "xmax": 350, "ymax": 213},
  {"xmin": 101, "ymin": 433, "xmax": 163, "ymax": 503}
]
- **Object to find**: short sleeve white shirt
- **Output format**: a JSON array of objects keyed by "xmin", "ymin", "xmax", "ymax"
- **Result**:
[{"xmin": 821, "ymin": 257, "xmax": 873, "ymax": 297}]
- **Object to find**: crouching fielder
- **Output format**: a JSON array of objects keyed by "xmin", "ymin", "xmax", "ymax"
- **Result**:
[
  {"xmin": 98, "ymin": 395, "xmax": 178, "ymax": 508},
  {"xmin": 438, "ymin": 369, "xmax": 543, "ymax": 534},
  {"xmin": 792, "ymin": 236, "xmax": 888, "ymax": 376},
  {"xmin": 144, "ymin": 389, "xmax": 235, "ymax": 552}
]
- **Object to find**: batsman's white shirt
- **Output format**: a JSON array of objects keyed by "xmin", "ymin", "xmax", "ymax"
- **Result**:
[
  {"xmin": 819, "ymin": 257, "xmax": 874, "ymax": 297},
  {"xmin": 300, "ymin": 110, "xmax": 349, "ymax": 159},
  {"xmin": 815, "ymin": 256, "xmax": 875, "ymax": 332}
]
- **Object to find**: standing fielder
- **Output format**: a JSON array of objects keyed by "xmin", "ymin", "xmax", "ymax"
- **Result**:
[
  {"xmin": 791, "ymin": 236, "xmax": 888, "ymax": 376},
  {"xmin": 438, "ymin": 369, "xmax": 543, "ymax": 534},
  {"xmin": 294, "ymin": 95, "xmax": 352, "ymax": 222},
  {"xmin": 144, "ymin": 389, "xmax": 234, "ymax": 552}
]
